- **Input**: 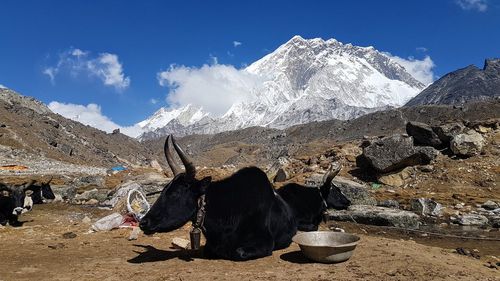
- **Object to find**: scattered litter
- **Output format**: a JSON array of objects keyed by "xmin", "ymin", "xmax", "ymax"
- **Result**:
[
  {"xmin": 111, "ymin": 165, "xmax": 127, "ymax": 172},
  {"xmin": 172, "ymin": 237, "xmax": 190, "ymax": 249},
  {"xmin": 329, "ymin": 227, "xmax": 345, "ymax": 233},
  {"xmin": 120, "ymin": 213, "xmax": 139, "ymax": 228},
  {"xmin": 91, "ymin": 213, "xmax": 124, "ymax": 232},
  {"xmin": 62, "ymin": 232, "xmax": 77, "ymax": 239},
  {"xmin": 371, "ymin": 183, "xmax": 381, "ymax": 189},
  {"xmin": 127, "ymin": 189, "xmax": 150, "ymax": 220}
]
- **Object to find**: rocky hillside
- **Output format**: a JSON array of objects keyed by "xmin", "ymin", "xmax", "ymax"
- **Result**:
[
  {"xmin": 143, "ymin": 99, "xmax": 500, "ymax": 169},
  {"xmin": 406, "ymin": 58, "xmax": 500, "ymax": 106},
  {"xmin": 0, "ymin": 88, "xmax": 154, "ymax": 169}
]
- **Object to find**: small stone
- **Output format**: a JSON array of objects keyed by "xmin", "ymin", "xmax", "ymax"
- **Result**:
[
  {"xmin": 172, "ymin": 237, "xmax": 190, "ymax": 249},
  {"xmin": 273, "ymin": 168, "xmax": 288, "ymax": 183},
  {"xmin": 62, "ymin": 232, "xmax": 77, "ymax": 239},
  {"xmin": 482, "ymin": 200, "xmax": 499, "ymax": 210},
  {"xmin": 48, "ymin": 243, "xmax": 65, "ymax": 249},
  {"xmin": 82, "ymin": 216, "xmax": 91, "ymax": 224},
  {"xmin": 85, "ymin": 199, "xmax": 99, "ymax": 205}
]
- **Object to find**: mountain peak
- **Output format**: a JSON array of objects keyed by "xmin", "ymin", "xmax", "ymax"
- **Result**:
[{"xmin": 139, "ymin": 36, "xmax": 426, "ymax": 139}]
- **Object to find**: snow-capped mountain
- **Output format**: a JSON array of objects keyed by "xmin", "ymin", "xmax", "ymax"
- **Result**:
[{"xmin": 138, "ymin": 35, "xmax": 426, "ymax": 140}]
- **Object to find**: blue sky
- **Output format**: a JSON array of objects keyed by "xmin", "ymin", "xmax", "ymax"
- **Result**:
[{"xmin": 0, "ymin": 0, "xmax": 499, "ymax": 133}]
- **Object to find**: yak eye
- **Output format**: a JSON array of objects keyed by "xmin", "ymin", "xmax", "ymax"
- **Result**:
[
  {"xmin": 25, "ymin": 190, "xmax": 33, "ymax": 196},
  {"xmin": 1, "ymin": 190, "xmax": 10, "ymax": 197}
]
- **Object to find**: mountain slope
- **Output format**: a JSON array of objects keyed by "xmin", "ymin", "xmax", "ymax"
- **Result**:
[
  {"xmin": 406, "ymin": 58, "xmax": 500, "ymax": 106},
  {"xmin": 139, "ymin": 35, "xmax": 427, "ymax": 139},
  {"xmin": 0, "ymin": 88, "xmax": 153, "ymax": 167}
]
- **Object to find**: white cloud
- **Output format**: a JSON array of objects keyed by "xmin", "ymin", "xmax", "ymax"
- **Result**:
[
  {"xmin": 157, "ymin": 63, "xmax": 263, "ymax": 115},
  {"xmin": 416, "ymin": 47, "xmax": 428, "ymax": 52},
  {"xmin": 388, "ymin": 55, "xmax": 436, "ymax": 85},
  {"xmin": 71, "ymin": 48, "xmax": 88, "ymax": 58},
  {"xmin": 43, "ymin": 67, "xmax": 57, "ymax": 84},
  {"xmin": 87, "ymin": 53, "xmax": 131, "ymax": 90},
  {"xmin": 43, "ymin": 48, "xmax": 130, "ymax": 91},
  {"xmin": 233, "ymin": 41, "xmax": 242, "ymax": 47},
  {"xmin": 0, "ymin": 84, "xmax": 7, "ymax": 89},
  {"xmin": 150, "ymin": 98, "xmax": 159, "ymax": 105},
  {"xmin": 456, "ymin": 0, "xmax": 488, "ymax": 12},
  {"xmin": 48, "ymin": 101, "xmax": 142, "ymax": 137}
]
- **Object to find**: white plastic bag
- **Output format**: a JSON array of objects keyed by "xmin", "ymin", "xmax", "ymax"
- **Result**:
[
  {"xmin": 127, "ymin": 189, "xmax": 150, "ymax": 220},
  {"xmin": 91, "ymin": 212, "xmax": 124, "ymax": 231}
]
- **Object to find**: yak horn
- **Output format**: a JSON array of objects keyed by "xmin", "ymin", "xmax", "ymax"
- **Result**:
[
  {"xmin": 322, "ymin": 162, "xmax": 342, "ymax": 188},
  {"xmin": 164, "ymin": 135, "xmax": 182, "ymax": 176},
  {"xmin": 171, "ymin": 135, "xmax": 196, "ymax": 178}
]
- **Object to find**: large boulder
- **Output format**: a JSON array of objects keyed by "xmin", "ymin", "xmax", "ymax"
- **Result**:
[
  {"xmin": 406, "ymin": 122, "xmax": 442, "ymax": 148},
  {"xmin": 432, "ymin": 122, "xmax": 465, "ymax": 144},
  {"xmin": 362, "ymin": 135, "xmax": 438, "ymax": 173},
  {"xmin": 453, "ymin": 214, "xmax": 489, "ymax": 226},
  {"xmin": 330, "ymin": 177, "xmax": 376, "ymax": 205},
  {"xmin": 410, "ymin": 198, "xmax": 443, "ymax": 217},
  {"xmin": 450, "ymin": 130, "xmax": 485, "ymax": 157},
  {"xmin": 327, "ymin": 205, "xmax": 420, "ymax": 229}
]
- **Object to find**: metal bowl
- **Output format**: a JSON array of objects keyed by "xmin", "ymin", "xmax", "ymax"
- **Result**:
[{"xmin": 292, "ymin": 231, "xmax": 360, "ymax": 263}]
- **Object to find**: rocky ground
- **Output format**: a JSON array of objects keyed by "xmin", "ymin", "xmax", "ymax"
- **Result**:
[
  {"xmin": 0, "ymin": 204, "xmax": 498, "ymax": 281},
  {"xmin": 1, "ymin": 91, "xmax": 500, "ymax": 280}
]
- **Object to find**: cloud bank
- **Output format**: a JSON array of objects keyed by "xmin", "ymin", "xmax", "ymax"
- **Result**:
[
  {"xmin": 43, "ymin": 48, "xmax": 130, "ymax": 91},
  {"xmin": 456, "ymin": 0, "xmax": 488, "ymax": 12},
  {"xmin": 48, "ymin": 101, "xmax": 142, "ymax": 137},
  {"xmin": 157, "ymin": 63, "xmax": 263, "ymax": 115},
  {"xmin": 388, "ymin": 55, "xmax": 435, "ymax": 85}
]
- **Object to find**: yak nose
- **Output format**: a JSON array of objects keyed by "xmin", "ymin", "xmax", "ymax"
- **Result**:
[{"xmin": 139, "ymin": 217, "xmax": 150, "ymax": 230}]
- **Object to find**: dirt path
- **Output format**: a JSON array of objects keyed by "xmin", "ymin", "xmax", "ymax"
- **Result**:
[{"xmin": 0, "ymin": 204, "xmax": 498, "ymax": 281}]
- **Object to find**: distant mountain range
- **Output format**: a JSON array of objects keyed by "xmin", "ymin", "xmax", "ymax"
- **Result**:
[
  {"xmin": 406, "ymin": 58, "xmax": 500, "ymax": 106},
  {"xmin": 138, "ymin": 35, "xmax": 426, "ymax": 140}
]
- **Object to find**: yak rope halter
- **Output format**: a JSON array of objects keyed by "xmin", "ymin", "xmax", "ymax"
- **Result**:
[{"xmin": 190, "ymin": 194, "xmax": 206, "ymax": 250}]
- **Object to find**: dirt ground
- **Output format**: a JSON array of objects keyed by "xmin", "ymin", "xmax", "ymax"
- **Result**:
[{"xmin": 0, "ymin": 204, "xmax": 498, "ymax": 281}]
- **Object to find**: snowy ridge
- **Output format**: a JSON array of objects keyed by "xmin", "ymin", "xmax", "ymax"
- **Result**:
[{"xmin": 138, "ymin": 35, "xmax": 425, "ymax": 139}]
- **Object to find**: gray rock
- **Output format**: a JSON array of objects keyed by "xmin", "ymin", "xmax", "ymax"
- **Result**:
[
  {"xmin": 362, "ymin": 134, "xmax": 438, "ymax": 173},
  {"xmin": 74, "ymin": 188, "xmax": 99, "ymax": 201},
  {"xmin": 450, "ymin": 130, "xmax": 485, "ymax": 157},
  {"xmin": 406, "ymin": 121, "xmax": 443, "ymax": 148},
  {"xmin": 73, "ymin": 175, "xmax": 105, "ymax": 188},
  {"xmin": 455, "ymin": 214, "xmax": 489, "ymax": 226},
  {"xmin": 327, "ymin": 205, "xmax": 420, "ymax": 229},
  {"xmin": 432, "ymin": 122, "xmax": 465, "ymax": 144},
  {"xmin": 481, "ymin": 200, "xmax": 499, "ymax": 210},
  {"xmin": 488, "ymin": 216, "xmax": 500, "ymax": 228},
  {"xmin": 331, "ymin": 176, "xmax": 376, "ymax": 205},
  {"xmin": 52, "ymin": 185, "xmax": 77, "ymax": 200},
  {"xmin": 410, "ymin": 198, "xmax": 443, "ymax": 217},
  {"xmin": 273, "ymin": 168, "xmax": 288, "ymax": 183},
  {"xmin": 377, "ymin": 200, "xmax": 400, "ymax": 209}
]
